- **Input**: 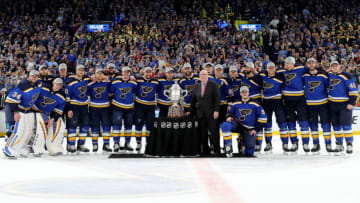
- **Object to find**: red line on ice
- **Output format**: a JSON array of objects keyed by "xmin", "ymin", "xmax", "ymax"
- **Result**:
[{"xmin": 190, "ymin": 159, "xmax": 244, "ymax": 203}]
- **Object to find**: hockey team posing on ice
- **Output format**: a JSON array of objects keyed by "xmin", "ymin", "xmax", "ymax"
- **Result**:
[{"xmin": 2, "ymin": 56, "xmax": 358, "ymax": 158}]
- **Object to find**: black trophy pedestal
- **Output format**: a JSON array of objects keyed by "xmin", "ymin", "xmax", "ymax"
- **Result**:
[{"xmin": 109, "ymin": 117, "xmax": 256, "ymax": 158}]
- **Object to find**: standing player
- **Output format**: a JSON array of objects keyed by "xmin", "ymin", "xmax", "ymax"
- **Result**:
[
  {"xmin": 303, "ymin": 58, "xmax": 333, "ymax": 153},
  {"xmin": 134, "ymin": 67, "xmax": 159, "ymax": 153},
  {"xmin": 221, "ymin": 86, "xmax": 267, "ymax": 157},
  {"xmin": 3, "ymin": 70, "xmax": 42, "ymax": 159},
  {"xmin": 87, "ymin": 68, "xmax": 112, "ymax": 153},
  {"xmin": 212, "ymin": 64, "xmax": 231, "ymax": 123},
  {"xmin": 328, "ymin": 61, "xmax": 358, "ymax": 154},
  {"xmin": 179, "ymin": 63, "xmax": 199, "ymax": 113},
  {"xmin": 106, "ymin": 63, "xmax": 121, "ymax": 81},
  {"xmin": 277, "ymin": 57, "xmax": 309, "ymax": 153},
  {"xmin": 157, "ymin": 67, "xmax": 178, "ymax": 117},
  {"xmin": 57, "ymin": 63, "xmax": 69, "ymax": 82},
  {"xmin": 110, "ymin": 66, "xmax": 137, "ymax": 152},
  {"xmin": 259, "ymin": 62, "xmax": 289, "ymax": 153},
  {"xmin": 32, "ymin": 78, "xmax": 66, "ymax": 156},
  {"xmin": 239, "ymin": 62, "xmax": 262, "ymax": 102},
  {"xmin": 38, "ymin": 65, "xmax": 54, "ymax": 86},
  {"xmin": 227, "ymin": 66, "xmax": 242, "ymax": 103},
  {"xmin": 65, "ymin": 65, "xmax": 90, "ymax": 154}
]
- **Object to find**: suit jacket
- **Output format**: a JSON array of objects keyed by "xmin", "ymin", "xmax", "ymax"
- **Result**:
[
  {"xmin": 0, "ymin": 93, "xmax": 7, "ymax": 110},
  {"xmin": 190, "ymin": 80, "xmax": 220, "ymax": 119}
]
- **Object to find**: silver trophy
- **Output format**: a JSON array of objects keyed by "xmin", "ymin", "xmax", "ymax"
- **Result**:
[{"xmin": 164, "ymin": 81, "xmax": 187, "ymax": 118}]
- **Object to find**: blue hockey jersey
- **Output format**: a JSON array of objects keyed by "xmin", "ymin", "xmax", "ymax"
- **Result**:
[
  {"xmin": 277, "ymin": 66, "xmax": 308, "ymax": 100},
  {"xmin": 87, "ymin": 81, "xmax": 111, "ymax": 108},
  {"xmin": 33, "ymin": 86, "xmax": 66, "ymax": 121},
  {"xmin": 328, "ymin": 72, "xmax": 358, "ymax": 105},
  {"xmin": 40, "ymin": 75, "xmax": 54, "ymax": 87},
  {"xmin": 110, "ymin": 79, "xmax": 137, "ymax": 109},
  {"xmin": 303, "ymin": 71, "xmax": 329, "ymax": 106},
  {"xmin": 157, "ymin": 78, "xmax": 179, "ymax": 106},
  {"xmin": 226, "ymin": 99, "xmax": 267, "ymax": 130},
  {"xmin": 5, "ymin": 79, "xmax": 42, "ymax": 113},
  {"xmin": 65, "ymin": 75, "xmax": 90, "ymax": 109},
  {"xmin": 259, "ymin": 72, "xmax": 284, "ymax": 100},
  {"xmin": 135, "ymin": 78, "xmax": 159, "ymax": 106},
  {"xmin": 239, "ymin": 73, "xmax": 263, "ymax": 100},
  {"xmin": 228, "ymin": 77, "xmax": 242, "ymax": 103},
  {"xmin": 211, "ymin": 76, "xmax": 231, "ymax": 105},
  {"xmin": 179, "ymin": 76, "xmax": 199, "ymax": 108}
]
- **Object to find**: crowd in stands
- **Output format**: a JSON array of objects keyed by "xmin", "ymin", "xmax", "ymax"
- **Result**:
[{"xmin": 1, "ymin": 0, "xmax": 360, "ymax": 92}]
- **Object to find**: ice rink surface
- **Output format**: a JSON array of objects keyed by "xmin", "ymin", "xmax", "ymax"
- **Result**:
[{"xmin": 0, "ymin": 137, "xmax": 359, "ymax": 203}]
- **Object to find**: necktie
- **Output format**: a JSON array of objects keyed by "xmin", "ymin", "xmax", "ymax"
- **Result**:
[{"xmin": 202, "ymin": 82, "xmax": 206, "ymax": 97}]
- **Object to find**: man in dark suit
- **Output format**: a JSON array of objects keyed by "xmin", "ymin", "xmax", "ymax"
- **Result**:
[
  {"xmin": 0, "ymin": 88, "xmax": 7, "ymax": 110},
  {"xmin": 187, "ymin": 70, "xmax": 221, "ymax": 155}
]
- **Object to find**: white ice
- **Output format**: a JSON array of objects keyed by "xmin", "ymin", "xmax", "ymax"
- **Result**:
[{"xmin": 0, "ymin": 137, "xmax": 359, "ymax": 203}]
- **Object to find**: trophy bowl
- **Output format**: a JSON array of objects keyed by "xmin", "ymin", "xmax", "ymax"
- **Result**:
[{"xmin": 164, "ymin": 82, "xmax": 187, "ymax": 118}]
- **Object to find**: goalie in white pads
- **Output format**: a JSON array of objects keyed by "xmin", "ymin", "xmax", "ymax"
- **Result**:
[
  {"xmin": 3, "ymin": 70, "xmax": 42, "ymax": 159},
  {"xmin": 32, "ymin": 78, "xmax": 66, "ymax": 156}
]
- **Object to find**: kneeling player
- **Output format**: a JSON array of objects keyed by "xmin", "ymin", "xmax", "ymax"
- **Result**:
[{"xmin": 221, "ymin": 86, "xmax": 267, "ymax": 157}]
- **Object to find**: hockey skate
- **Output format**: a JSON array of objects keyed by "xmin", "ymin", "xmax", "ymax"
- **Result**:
[
  {"xmin": 264, "ymin": 142, "xmax": 273, "ymax": 154},
  {"xmin": 290, "ymin": 142, "xmax": 298, "ymax": 154},
  {"xmin": 303, "ymin": 144, "xmax": 310, "ymax": 153},
  {"xmin": 254, "ymin": 145, "xmax": 261, "ymax": 155},
  {"xmin": 2, "ymin": 147, "xmax": 17, "ymax": 159},
  {"xmin": 77, "ymin": 144, "xmax": 90, "ymax": 154},
  {"xmin": 325, "ymin": 144, "xmax": 334, "ymax": 153},
  {"xmin": 225, "ymin": 145, "xmax": 233, "ymax": 158},
  {"xmin": 102, "ymin": 144, "xmax": 112, "ymax": 153},
  {"xmin": 92, "ymin": 144, "xmax": 98, "ymax": 153},
  {"xmin": 237, "ymin": 139, "xmax": 244, "ymax": 155},
  {"xmin": 282, "ymin": 143, "xmax": 291, "ymax": 155},
  {"xmin": 334, "ymin": 141, "xmax": 345, "ymax": 156},
  {"xmin": 124, "ymin": 142, "xmax": 134, "ymax": 152},
  {"xmin": 311, "ymin": 144, "xmax": 320, "ymax": 155},
  {"xmin": 67, "ymin": 144, "xmax": 76, "ymax": 154},
  {"xmin": 113, "ymin": 143, "xmax": 120, "ymax": 152},
  {"xmin": 135, "ymin": 142, "xmax": 142, "ymax": 154},
  {"xmin": 346, "ymin": 142, "xmax": 353, "ymax": 154}
]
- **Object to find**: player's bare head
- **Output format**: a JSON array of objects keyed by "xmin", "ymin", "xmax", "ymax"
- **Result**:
[
  {"xmin": 306, "ymin": 58, "xmax": 317, "ymax": 70},
  {"xmin": 76, "ymin": 65, "xmax": 85, "ymax": 77},
  {"xmin": 284, "ymin": 57, "xmax": 295, "ymax": 70},
  {"xmin": 199, "ymin": 70, "xmax": 208, "ymax": 83},
  {"xmin": 52, "ymin": 78, "xmax": 63, "ymax": 92}
]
